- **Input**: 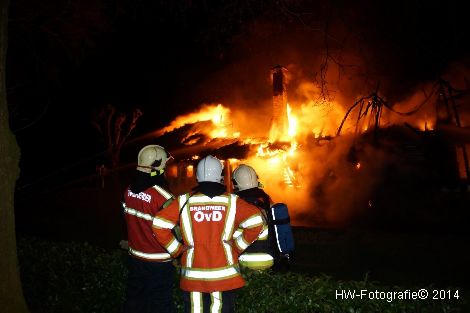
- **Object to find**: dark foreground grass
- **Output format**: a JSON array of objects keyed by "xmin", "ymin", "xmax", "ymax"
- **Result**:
[{"xmin": 18, "ymin": 236, "xmax": 467, "ymax": 313}]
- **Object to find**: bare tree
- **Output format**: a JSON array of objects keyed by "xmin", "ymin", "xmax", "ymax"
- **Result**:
[
  {"xmin": 92, "ymin": 104, "xmax": 143, "ymax": 167},
  {"xmin": 0, "ymin": 0, "xmax": 29, "ymax": 311}
]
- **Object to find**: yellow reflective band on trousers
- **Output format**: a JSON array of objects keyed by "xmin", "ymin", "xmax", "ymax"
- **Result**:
[
  {"xmin": 210, "ymin": 291, "xmax": 222, "ymax": 313},
  {"xmin": 190, "ymin": 291, "xmax": 223, "ymax": 313},
  {"xmin": 190, "ymin": 292, "xmax": 203, "ymax": 313},
  {"xmin": 239, "ymin": 253, "xmax": 274, "ymax": 270}
]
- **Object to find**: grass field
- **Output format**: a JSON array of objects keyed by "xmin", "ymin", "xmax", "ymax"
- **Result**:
[
  {"xmin": 17, "ymin": 234, "xmax": 469, "ymax": 312},
  {"xmin": 291, "ymin": 227, "xmax": 470, "ymax": 288}
]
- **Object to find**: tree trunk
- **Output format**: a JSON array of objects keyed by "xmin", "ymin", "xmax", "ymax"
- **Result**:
[{"xmin": 0, "ymin": 0, "xmax": 29, "ymax": 311}]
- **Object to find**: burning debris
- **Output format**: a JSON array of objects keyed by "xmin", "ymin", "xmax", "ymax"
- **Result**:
[{"xmin": 145, "ymin": 66, "xmax": 469, "ymax": 227}]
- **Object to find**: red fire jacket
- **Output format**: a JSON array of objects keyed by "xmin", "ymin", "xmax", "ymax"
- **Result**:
[
  {"xmin": 153, "ymin": 192, "xmax": 264, "ymax": 292},
  {"xmin": 123, "ymin": 185, "xmax": 174, "ymax": 261}
]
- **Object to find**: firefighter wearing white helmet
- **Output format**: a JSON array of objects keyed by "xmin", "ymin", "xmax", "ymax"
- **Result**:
[
  {"xmin": 137, "ymin": 144, "xmax": 171, "ymax": 175},
  {"xmin": 195, "ymin": 154, "xmax": 224, "ymax": 183},
  {"xmin": 153, "ymin": 155, "xmax": 264, "ymax": 312},
  {"xmin": 122, "ymin": 144, "xmax": 176, "ymax": 313},
  {"xmin": 233, "ymin": 164, "xmax": 295, "ymax": 272},
  {"xmin": 232, "ymin": 164, "xmax": 260, "ymax": 190},
  {"xmin": 232, "ymin": 164, "xmax": 274, "ymax": 270}
]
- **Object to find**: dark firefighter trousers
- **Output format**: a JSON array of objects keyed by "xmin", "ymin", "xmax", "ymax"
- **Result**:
[{"xmin": 123, "ymin": 256, "xmax": 175, "ymax": 313}]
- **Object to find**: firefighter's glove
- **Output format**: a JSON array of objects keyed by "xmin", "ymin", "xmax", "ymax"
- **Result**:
[
  {"xmin": 281, "ymin": 253, "xmax": 292, "ymax": 264},
  {"xmin": 286, "ymin": 251, "xmax": 294, "ymax": 261}
]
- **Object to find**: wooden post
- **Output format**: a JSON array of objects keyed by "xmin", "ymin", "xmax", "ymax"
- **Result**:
[{"xmin": 225, "ymin": 159, "xmax": 232, "ymax": 193}]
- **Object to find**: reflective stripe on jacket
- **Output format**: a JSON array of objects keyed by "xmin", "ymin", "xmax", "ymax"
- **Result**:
[
  {"xmin": 123, "ymin": 185, "xmax": 174, "ymax": 261},
  {"xmin": 153, "ymin": 192, "xmax": 264, "ymax": 292},
  {"xmin": 235, "ymin": 223, "xmax": 274, "ymax": 270}
]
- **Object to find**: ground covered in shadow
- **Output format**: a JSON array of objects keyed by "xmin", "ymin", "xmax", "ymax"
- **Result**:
[{"xmin": 18, "ymin": 236, "xmax": 467, "ymax": 313}]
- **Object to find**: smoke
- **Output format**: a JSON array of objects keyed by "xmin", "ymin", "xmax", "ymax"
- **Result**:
[
  {"xmin": 152, "ymin": 8, "xmax": 470, "ymax": 226},
  {"xmin": 152, "ymin": 55, "xmax": 469, "ymax": 226},
  {"xmin": 229, "ymin": 99, "xmax": 272, "ymax": 139},
  {"xmin": 149, "ymin": 67, "xmax": 438, "ymax": 226}
]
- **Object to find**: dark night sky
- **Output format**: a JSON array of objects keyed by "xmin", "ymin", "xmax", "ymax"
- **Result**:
[{"xmin": 7, "ymin": 0, "xmax": 470, "ymax": 189}]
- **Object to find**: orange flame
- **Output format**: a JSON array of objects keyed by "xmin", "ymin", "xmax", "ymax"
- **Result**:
[
  {"xmin": 154, "ymin": 104, "xmax": 238, "ymax": 139},
  {"xmin": 287, "ymin": 103, "xmax": 298, "ymax": 139},
  {"xmin": 250, "ymin": 102, "xmax": 301, "ymax": 189},
  {"xmin": 155, "ymin": 74, "xmax": 443, "ymax": 226}
]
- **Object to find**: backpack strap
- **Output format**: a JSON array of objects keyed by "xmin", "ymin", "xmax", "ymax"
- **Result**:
[
  {"xmin": 272, "ymin": 217, "xmax": 290, "ymax": 225},
  {"xmin": 242, "ymin": 194, "xmax": 271, "ymax": 212}
]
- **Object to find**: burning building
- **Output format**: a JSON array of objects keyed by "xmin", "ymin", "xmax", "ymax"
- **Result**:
[{"xmin": 137, "ymin": 65, "xmax": 470, "ymax": 228}]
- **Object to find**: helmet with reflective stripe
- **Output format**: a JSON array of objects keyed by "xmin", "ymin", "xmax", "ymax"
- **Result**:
[
  {"xmin": 232, "ymin": 164, "xmax": 258, "ymax": 191},
  {"xmin": 196, "ymin": 155, "xmax": 223, "ymax": 183},
  {"xmin": 137, "ymin": 145, "xmax": 171, "ymax": 174}
]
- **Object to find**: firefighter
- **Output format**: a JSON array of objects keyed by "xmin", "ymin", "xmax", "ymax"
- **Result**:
[
  {"xmin": 233, "ymin": 164, "xmax": 295, "ymax": 272},
  {"xmin": 122, "ymin": 145, "xmax": 175, "ymax": 313},
  {"xmin": 232, "ymin": 164, "xmax": 274, "ymax": 270},
  {"xmin": 153, "ymin": 155, "xmax": 264, "ymax": 313}
]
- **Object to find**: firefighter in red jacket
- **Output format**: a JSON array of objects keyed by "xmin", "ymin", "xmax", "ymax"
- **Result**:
[
  {"xmin": 122, "ymin": 145, "xmax": 175, "ymax": 313},
  {"xmin": 153, "ymin": 155, "xmax": 264, "ymax": 313}
]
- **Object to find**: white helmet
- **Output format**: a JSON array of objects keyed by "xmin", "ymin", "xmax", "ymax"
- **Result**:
[
  {"xmin": 137, "ymin": 145, "xmax": 170, "ymax": 174},
  {"xmin": 196, "ymin": 155, "xmax": 223, "ymax": 183},
  {"xmin": 233, "ymin": 164, "xmax": 259, "ymax": 191}
]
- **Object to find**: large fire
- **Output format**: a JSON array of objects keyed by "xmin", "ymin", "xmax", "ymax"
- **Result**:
[
  {"xmin": 156, "ymin": 96, "xmax": 348, "ymax": 225},
  {"xmin": 152, "ymin": 70, "xmax": 469, "ymax": 227}
]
